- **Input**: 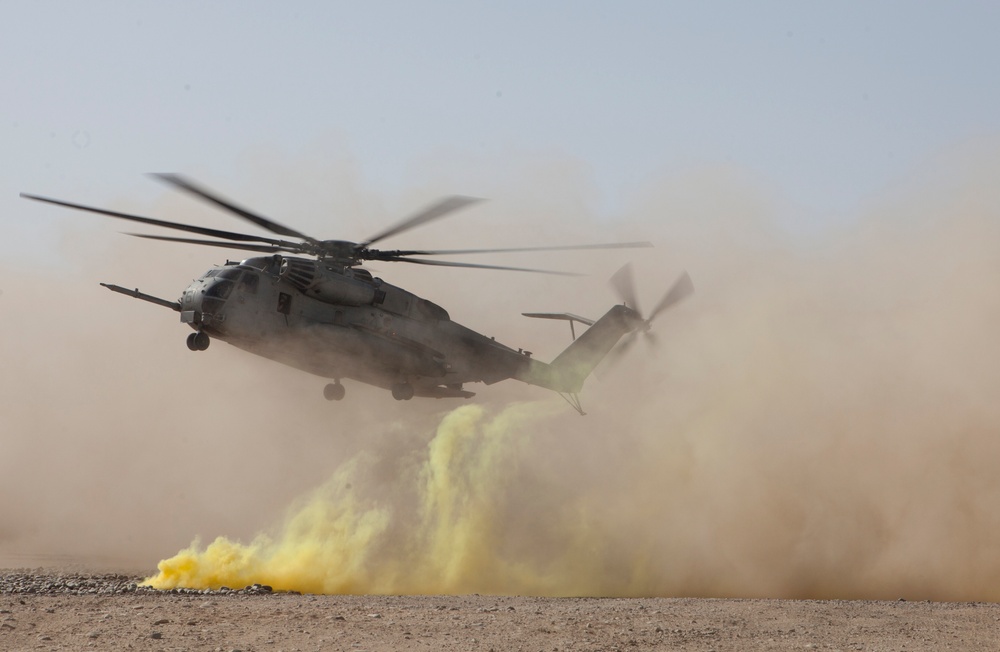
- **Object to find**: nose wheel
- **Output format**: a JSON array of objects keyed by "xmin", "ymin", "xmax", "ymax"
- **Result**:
[
  {"xmin": 323, "ymin": 382, "xmax": 346, "ymax": 401},
  {"xmin": 186, "ymin": 331, "xmax": 210, "ymax": 351}
]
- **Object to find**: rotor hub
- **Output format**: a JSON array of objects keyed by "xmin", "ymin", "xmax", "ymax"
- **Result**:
[{"xmin": 315, "ymin": 239, "xmax": 362, "ymax": 263}]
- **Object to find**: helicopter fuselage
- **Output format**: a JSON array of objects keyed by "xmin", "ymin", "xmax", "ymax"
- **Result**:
[{"xmin": 180, "ymin": 255, "xmax": 539, "ymax": 399}]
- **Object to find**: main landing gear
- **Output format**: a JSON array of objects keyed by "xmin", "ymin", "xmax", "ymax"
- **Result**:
[
  {"xmin": 323, "ymin": 381, "xmax": 412, "ymax": 401},
  {"xmin": 391, "ymin": 382, "xmax": 414, "ymax": 401},
  {"xmin": 186, "ymin": 331, "xmax": 210, "ymax": 351},
  {"xmin": 323, "ymin": 382, "xmax": 346, "ymax": 401}
]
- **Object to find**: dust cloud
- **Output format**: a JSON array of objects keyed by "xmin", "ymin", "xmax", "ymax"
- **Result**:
[{"xmin": 7, "ymin": 141, "xmax": 1000, "ymax": 600}]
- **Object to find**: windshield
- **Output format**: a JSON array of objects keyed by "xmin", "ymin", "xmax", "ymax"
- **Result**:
[{"xmin": 205, "ymin": 280, "xmax": 234, "ymax": 299}]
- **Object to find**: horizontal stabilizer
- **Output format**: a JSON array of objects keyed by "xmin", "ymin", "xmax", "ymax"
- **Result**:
[
  {"xmin": 522, "ymin": 312, "xmax": 595, "ymax": 326},
  {"xmin": 523, "ymin": 312, "xmax": 595, "ymax": 341}
]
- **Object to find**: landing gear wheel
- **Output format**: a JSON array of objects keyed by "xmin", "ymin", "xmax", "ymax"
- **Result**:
[
  {"xmin": 323, "ymin": 382, "xmax": 346, "ymax": 401},
  {"xmin": 187, "ymin": 331, "xmax": 210, "ymax": 351},
  {"xmin": 391, "ymin": 383, "xmax": 414, "ymax": 401}
]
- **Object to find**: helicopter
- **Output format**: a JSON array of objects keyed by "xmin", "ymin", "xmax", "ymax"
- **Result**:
[{"xmin": 21, "ymin": 174, "xmax": 693, "ymax": 414}]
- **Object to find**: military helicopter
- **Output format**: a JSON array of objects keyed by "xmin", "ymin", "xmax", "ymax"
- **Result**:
[{"xmin": 21, "ymin": 175, "xmax": 692, "ymax": 414}]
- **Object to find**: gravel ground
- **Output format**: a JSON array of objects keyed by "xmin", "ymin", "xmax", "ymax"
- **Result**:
[{"xmin": 4, "ymin": 569, "xmax": 1000, "ymax": 651}]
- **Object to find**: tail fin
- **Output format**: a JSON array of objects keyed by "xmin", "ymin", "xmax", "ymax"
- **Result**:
[{"xmin": 519, "ymin": 304, "xmax": 642, "ymax": 393}]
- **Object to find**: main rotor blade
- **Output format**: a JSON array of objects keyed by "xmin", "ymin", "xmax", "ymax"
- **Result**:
[
  {"xmin": 20, "ymin": 193, "xmax": 295, "ymax": 246},
  {"xmin": 609, "ymin": 263, "xmax": 642, "ymax": 316},
  {"xmin": 126, "ymin": 233, "xmax": 304, "ymax": 255},
  {"xmin": 390, "ymin": 256, "xmax": 579, "ymax": 276},
  {"xmin": 358, "ymin": 195, "xmax": 483, "ymax": 249},
  {"xmin": 150, "ymin": 173, "xmax": 315, "ymax": 242},
  {"xmin": 647, "ymin": 271, "xmax": 694, "ymax": 323},
  {"xmin": 380, "ymin": 241, "xmax": 654, "ymax": 257}
]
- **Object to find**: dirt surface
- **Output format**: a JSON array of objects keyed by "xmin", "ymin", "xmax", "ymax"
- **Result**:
[{"xmin": 2, "ymin": 570, "xmax": 999, "ymax": 651}]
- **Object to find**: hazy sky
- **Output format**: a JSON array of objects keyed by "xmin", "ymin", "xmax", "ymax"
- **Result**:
[{"xmin": 3, "ymin": 2, "xmax": 999, "ymax": 258}]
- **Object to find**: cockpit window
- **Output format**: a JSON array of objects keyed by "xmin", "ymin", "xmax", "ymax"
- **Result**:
[
  {"xmin": 238, "ymin": 258, "xmax": 268, "ymax": 271},
  {"xmin": 217, "ymin": 268, "xmax": 243, "ymax": 281},
  {"xmin": 205, "ymin": 280, "xmax": 234, "ymax": 299},
  {"xmin": 204, "ymin": 269, "xmax": 220, "ymax": 278},
  {"xmin": 238, "ymin": 272, "xmax": 259, "ymax": 294}
]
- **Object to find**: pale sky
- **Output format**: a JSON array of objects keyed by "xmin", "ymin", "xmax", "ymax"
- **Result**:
[{"xmin": 3, "ymin": 2, "xmax": 999, "ymax": 260}]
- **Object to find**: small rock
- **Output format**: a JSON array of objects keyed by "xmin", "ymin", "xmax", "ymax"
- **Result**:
[
  {"xmin": 153, "ymin": 618, "xmax": 169, "ymax": 626},
  {"xmin": 151, "ymin": 632, "xmax": 162, "ymax": 640}
]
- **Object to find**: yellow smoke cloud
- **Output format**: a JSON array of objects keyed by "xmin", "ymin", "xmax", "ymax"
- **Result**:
[{"xmin": 146, "ymin": 402, "xmax": 611, "ymax": 595}]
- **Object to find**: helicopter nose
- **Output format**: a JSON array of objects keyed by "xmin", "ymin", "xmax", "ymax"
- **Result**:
[
  {"xmin": 178, "ymin": 283, "xmax": 204, "ymax": 325},
  {"xmin": 180, "ymin": 283, "xmax": 202, "ymax": 311}
]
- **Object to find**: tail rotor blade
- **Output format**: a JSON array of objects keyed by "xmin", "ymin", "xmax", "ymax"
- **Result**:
[
  {"xmin": 616, "ymin": 331, "xmax": 640, "ymax": 358},
  {"xmin": 647, "ymin": 271, "xmax": 694, "ymax": 323},
  {"xmin": 601, "ymin": 267, "xmax": 693, "ymax": 376},
  {"xmin": 597, "ymin": 330, "xmax": 639, "ymax": 377},
  {"xmin": 610, "ymin": 263, "xmax": 642, "ymax": 316}
]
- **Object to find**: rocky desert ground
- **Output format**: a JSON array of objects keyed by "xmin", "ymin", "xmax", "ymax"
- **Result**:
[{"xmin": 3, "ymin": 570, "xmax": 1000, "ymax": 652}]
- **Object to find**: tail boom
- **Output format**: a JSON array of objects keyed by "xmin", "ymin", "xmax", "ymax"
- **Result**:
[{"xmin": 517, "ymin": 304, "xmax": 642, "ymax": 393}]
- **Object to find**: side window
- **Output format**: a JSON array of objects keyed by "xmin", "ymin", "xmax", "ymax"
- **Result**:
[{"xmin": 277, "ymin": 292, "xmax": 292, "ymax": 315}]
